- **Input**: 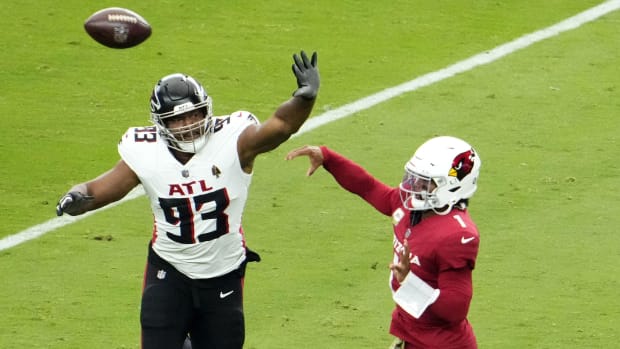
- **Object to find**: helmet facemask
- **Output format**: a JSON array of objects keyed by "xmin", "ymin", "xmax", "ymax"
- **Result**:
[
  {"xmin": 149, "ymin": 73, "xmax": 213, "ymax": 153},
  {"xmin": 153, "ymin": 99, "xmax": 213, "ymax": 153},
  {"xmin": 399, "ymin": 172, "xmax": 437, "ymax": 212}
]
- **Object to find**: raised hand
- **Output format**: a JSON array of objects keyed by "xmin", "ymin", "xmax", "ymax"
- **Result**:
[{"xmin": 292, "ymin": 51, "xmax": 319, "ymax": 100}]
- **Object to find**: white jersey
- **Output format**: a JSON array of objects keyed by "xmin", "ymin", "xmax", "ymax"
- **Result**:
[{"xmin": 118, "ymin": 111, "xmax": 259, "ymax": 279}]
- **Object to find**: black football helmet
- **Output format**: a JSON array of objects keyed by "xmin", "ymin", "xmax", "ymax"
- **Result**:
[{"xmin": 150, "ymin": 73, "xmax": 213, "ymax": 153}]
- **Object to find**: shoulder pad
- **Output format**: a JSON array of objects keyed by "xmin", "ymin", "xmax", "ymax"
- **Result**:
[
  {"xmin": 119, "ymin": 126, "xmax": 159, "ymax": 145},
  {"xmin": 212, "ymin": 111, "xmax": 259, "ymax": 134},
  {"xmin": 231, "ymin": 110, "xmax": 260, "ymax": 125}
]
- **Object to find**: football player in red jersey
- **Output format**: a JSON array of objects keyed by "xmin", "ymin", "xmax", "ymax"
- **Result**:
[
  {"xmin": 55, "ymin": 51, "xmax": 319, "ymax": 349},
  {"xmin": 287, "ymin": 136, "xmax": 481, "ymax": 349}
]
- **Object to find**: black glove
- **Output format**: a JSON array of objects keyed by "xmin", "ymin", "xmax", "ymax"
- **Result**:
[
  {"xmin": 292, "ymin": 51, "xmax": 320, "ymax": 100},
  {"xmin": 56, "ymin": 191, "xmax": 94, "ymax": 216}
]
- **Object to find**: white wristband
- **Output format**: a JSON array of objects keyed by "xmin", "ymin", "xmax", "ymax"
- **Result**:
[{"xmin": 392, "ymin": 271, "xmax": 440, "ymax": 319}]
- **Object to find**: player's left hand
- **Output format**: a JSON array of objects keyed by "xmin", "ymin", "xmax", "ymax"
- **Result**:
[
  {"xmin": 390, "ymin": 239, "xmax": 411, "ymax": 283},
  {"xmin": 292, "ymin": 51, "xmax": 319, "ymax": 100},
  {"xmin": 286, "ymin": 145, "xmax": 324, "ymax": 176}
]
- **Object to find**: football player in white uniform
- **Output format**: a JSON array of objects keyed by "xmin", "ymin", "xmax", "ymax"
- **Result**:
[{"xmin": 56, "ymin": 50, "xmax": 319, "ymax": 349}]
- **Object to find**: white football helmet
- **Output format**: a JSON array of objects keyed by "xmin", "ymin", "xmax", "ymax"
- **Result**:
[
  {"xmin": 150, "ymin": 73, "xmax": 213, "ymax": 153},
  {"xmin": 399, "ymin": 136, "xmax": 481, "ymax": 214}
]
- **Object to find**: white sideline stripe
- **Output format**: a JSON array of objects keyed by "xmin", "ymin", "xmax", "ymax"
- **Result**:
[
  {"xmin": 294, "ymin": 0, "xmax": 620, "ymax": 136},
  {"xmin": 2, "ymin": 0, "xmax": 619, "ymax": 252},
  {"xmin": 0, "ymin": 187, "xmax": 145, "ymax": 251}
]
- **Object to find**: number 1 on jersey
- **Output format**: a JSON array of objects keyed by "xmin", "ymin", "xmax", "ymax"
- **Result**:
[{"xmin": 452, "ymin": 214, "xmax": 467, "ymax": 228}]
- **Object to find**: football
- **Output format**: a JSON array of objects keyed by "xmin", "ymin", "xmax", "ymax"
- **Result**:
[{"xmin": 84, "ymin": 7, "xmax": 151, "ymax": 49}]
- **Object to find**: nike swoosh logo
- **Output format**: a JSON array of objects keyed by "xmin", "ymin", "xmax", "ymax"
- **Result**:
[
  {"xmin": 461, "ymin": 236, "xmax": 476, "ymax": 244},
  {"xmin": 219, "ymin": 290, "xmax": 234, "ymax": 299}
]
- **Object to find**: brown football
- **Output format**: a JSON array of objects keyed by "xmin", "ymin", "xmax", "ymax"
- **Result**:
[{"xmin": 84, "ymin": 7, "xmax": 151, "ymax": 49}]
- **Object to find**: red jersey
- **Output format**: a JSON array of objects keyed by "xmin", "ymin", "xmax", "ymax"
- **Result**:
[{"xmin": 321, "ymin": 146, "xmax": 479, "ymax": 349}]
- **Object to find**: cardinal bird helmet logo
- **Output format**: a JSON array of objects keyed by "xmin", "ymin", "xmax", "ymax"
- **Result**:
[{"xmin": 450, "ymin": 149, "xmax": 476, "ymax": 180}]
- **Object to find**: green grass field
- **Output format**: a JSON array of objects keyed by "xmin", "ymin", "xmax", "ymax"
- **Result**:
[{"xmin": 1, "ymin": 1, "xmax": 619, "ymax": 348}]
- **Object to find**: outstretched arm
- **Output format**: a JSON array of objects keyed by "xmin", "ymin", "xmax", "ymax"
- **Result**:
[
  {"xmin": 56, "ymin": 160, "xmax": 140, "ymax": 216},
  {"xmin": 286, "ymin": 145, "xmax": 396, "ymax": 216},
  {"xmin": 238, "ymin": 51, "xmax": 320, "ymax": 172}
]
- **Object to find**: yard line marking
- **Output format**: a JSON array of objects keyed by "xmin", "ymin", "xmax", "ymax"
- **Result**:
[
  {"xmin": 294, "ymin": 0, "xmax": 620, "ymax": 136},
  {"xmin": 2, "ymin": 0, "xmax": 619, "ymax": 252},
  {"xmin": 0, "ymin": 187, "xmax": 145, "ymax": 251}
]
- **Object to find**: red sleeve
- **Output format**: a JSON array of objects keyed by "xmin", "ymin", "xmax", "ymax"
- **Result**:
[
  {"xmin": 427, "ymin": 268, "xmax": 473, "ymax": 324},
  {"xmin": 320, "ymin": 146, "xmax": 397, "ymax": 216},
  {"xmin": 436, "ymin": 226, "xmax": 479, "ymax": 272}
]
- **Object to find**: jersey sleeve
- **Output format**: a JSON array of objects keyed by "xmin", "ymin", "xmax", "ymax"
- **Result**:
[
  {"xmin": 118, "ymin": 127, "xmax": 135, "ymax": 162},
  {"xmin": 320, "ymin": 146, "xmax": 399, "ymax": 216},
  {"xmin": 117, "ymin": 126, "xmax": 160, "ymax": 174},
  {"xmin": 212, "ymin": 111, "xmax": 260, "ymax": 136},
  {"xmin": 435, "ymin": 234, "xmax": 479, "ymax": 271},
  {"xmin": 434, "ymin": 213, "xmax": 480, "ymax": 271},
  {"xmin": 426, "ymin": 268, "xmax": 473, "ymax": 324},
  {"xmin": 424, "ymin": 213, "xmax": 479, "ymax": 323}
]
